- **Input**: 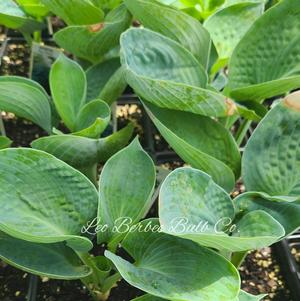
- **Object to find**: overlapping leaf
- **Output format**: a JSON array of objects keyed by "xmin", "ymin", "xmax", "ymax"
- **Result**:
[
  {"xmin": 31, "ymin": 123, "xmax": 134, "ymax": 169},
  {"xmin": 144, "ymin": 101, "xmax": 240, "ymax": 191},
  {"xmin": 228, "ymin": 0, "xmax": 300, "ymax": 100},
  {"xmin": 0, "ymin": 232, "xmax": 91, "ymax": 279},
  {"xmin": 123, "ymin": 0, "xmax": 212, "ymax": 68},
  {"xmin": 97, "ymin": 138, "xmax": 156, "ymax": 245},
  {"xmin": 0, "ymin": 76, "xmax": 52, "ymax": 133},
  {"xmin": 40, "ymin": 0, "xmax": 104, "ymax": 25},
  {"xmin": 0, "ymin": 0, "xmax": 44, "ymax": 32},
  {"xmin": 159, "ymin": 168, "xmax": 284, "ymax": 251},
  {"xmin": 86, "ymin": 58, "xmax": 127, "ymax": 104},
  {"xmin": 105, "ymin": 219, "xmax": 240, "ymax": 301},
  {"xmin": 242, "ymin": 92, "xmax": 300, "ymax": 196},
  {"xmin": 204, "ymin": 1, "xmax": 264, "ymax": 60},
  {"xmin": 54, "ymin": 4, "xmax": 132, "ymax": 63},
  {"xmin": 121, "ymin": 28, "xmax": 237, "ymax": 117},
  {"xmin": 16, "ymin": 0, "xmax": 49, "ymax": 18},
  {"xmin": 0, "ymin": 148, "xmax": 98, "ymax": 252}
]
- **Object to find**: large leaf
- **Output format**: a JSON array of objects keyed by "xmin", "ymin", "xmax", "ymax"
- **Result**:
[
  {"xmin": 0, "ymin": 0, "xmax": 44, "ymax": 32},
  {"xmin": 228, "ymin": 0, "xmax": 300, "ymax": 100},
  {"xmin": 235, "ymin": 192, "xmax": 300, "ymax": 237},
  {"xmin": 0, "ymin": 76, "xmax": 52, "ymax": 133},
  {"xmin": 144, "ymin": 101, "xmax": 240, "ymax": 191},
  {"xmin": 0, "ymin": 136, "xmax": 12, "ymax": 149},
  {"xmin": 204, "ymin": 1, "xmax": 264, "ymax": 60},
  {"xmin": 98, "ymin": 138, "xmax": 156, "ymax": 245},
  {"xmin": 123, "ymin": 0, "xmax": 212, "ymax": 68},
  {"xmin": 243, "ymin": 92, "xmax": 300, "ymax": 196},
  {"xmin": 50, "ymin": 54, "xmax": 86, "ymax": 132},
  {"xmin": 121, "ymin": 28, "xmax": 236, "ymax": 117},
  {"xmin": 40, "ymin": 0, "xmax": 104, "ymax": 25},
  {"xmin": 54, "ymin": 4, "xmax": 132, "ymax": 63},
  {"xmin": 0, "ymin": 148, "xmax": 98, "ymax": 252},
  {"xmin": 159, "ymin": 168, "xmax": 284, "ymax": 251},
  {"xmin": 86, "ymin": 58, "xmax": 127, "ymax": 104},
  {"xmin": 0, "ymin": 232, "xmax": 91, "ymax": 280},
  {"xmin": 105, "ymin": 219, "xmax": 240, "ymax": 301},
  {"xmin": 31, "ymin": 123, "xmax": 134, "ymax": 169}
]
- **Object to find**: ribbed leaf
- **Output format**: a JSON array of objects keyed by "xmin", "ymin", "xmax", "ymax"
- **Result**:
[
  {"xmin": 86, "ymin": 58, "xmax": 127, "ymax": 104},
  {"xmin": 144, "ymin": 101, "xmax": 240, "ymax": 191},
  {"xmin": 0, "ymin": 232, "xmax": 91, "ymax": 280},
  {"xmin": 0, "ymin": 76, "xmax": 52, "ymax": 133},
  {"xmin": 40, "ymin": 0, "xmax": 104, "ymax": 25},
  {"xmin": 124, "ymin": 0, "xmax": 212, "ymax": 68},
  {"xmin": 0, "ymin": 136, "xmax": 12, "ymax": 149},
  {"xmin": 204, "ymin": 1, "xmax": 263, "ymax": 59},
  {"xmin": 243, "ymin": 92, "xmax": 300, "ymax": 196},
  {"xmin": 54, "ymin": 4, "xmax": 131, "ymax": 63},
  {"xmin": 235, "ymin": 192, "xmax": 300, "ymax": 237},
  {"xmin": 0, "ymin": 148, "xmax": 98, "ymax": 252},
  {"xmin": 50, "ymin": 54, "xmax": 86, "ymax": 132},
  {"xmin": 105, "ymin": 219, "xmax": 240, "ymax": 301},
  {"xmin": 98, "ymin": 138, "xmax": 156, "ymax": 244},
  {"xmin": 31, "ymin": 123, "xmax": 134, "ymax": 169},
  {"xmin": 228, "ymin": 0, "xmax": 300, "ymax": 100},
  {"xmin": 121, "ymin": 29, "xmax": 234, "ymax": 117},
  {"xmin": 0, "ymin": 0, "xmax": 44, "ymax": 32},
  {"xmin": 159, "ymin": 168, "xmax": 284, "ymax": 251}
]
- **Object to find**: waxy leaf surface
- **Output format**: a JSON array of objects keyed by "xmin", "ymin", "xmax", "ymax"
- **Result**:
[
  {"xmin": 0, "ymin": 148, "xmax": 98, "ymax": 252},
  {"xmin": 228, "ymin": 0, "xmax": 300, "ymax": 100},
  {"xmin": 105, "ymin": 219, "xmax": 240, "ymax": 301},
  {"xmin": 159, "ymin": 168, "xmax": 284, "ymax": 251}
]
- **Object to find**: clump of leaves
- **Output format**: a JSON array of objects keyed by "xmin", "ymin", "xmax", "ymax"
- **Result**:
[{"xmin": 0, "ymin": 54, "xmax": 133, "ymax": 182}]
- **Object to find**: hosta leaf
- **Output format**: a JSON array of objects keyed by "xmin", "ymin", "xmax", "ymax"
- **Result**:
[
  {"xmin": 31, "ymin": 123, "xmax": 134, "ymax": 169},
  {"xmin": 98, "ymin": 138, "xmax": 156, "ymax": 245},
  {"xmin": 16, "ymin": 0, "xmax": 49, "ymax": 18},
  {"xmin": 0, "ymin": 232, "xmax": 91, "ymax": 279},
  {"xmin": 0, "ymin": 0, "xmax": 44, "ymax": 32},
  {"xmin": 0, "ymin": 148, "xmax": 98, "ymax": 252},
  {"xmin": 228, "ymin": 0, "xmax": 300, "ymax": 100},
  {"xmin": 54, "ymin": 4, "xmax": 131, "ymax": 63},
  {"xmin": 121, "ymin": 29, "xmax": 235, "ymax": 117},
  {"xmin": 0, "ymin": 136, "xmax": 12, "ymax": 149},
  {"xmin": 243, "ymin": 93, "xmax": 300, "ymax": 196},
  {"xmin": 123, "ymin": 0, "xmax": 211, "ymax": 68},
  {"xmin": 121, "ymin": 28, "xmax": 207, "ymax": 87},
  {"xmin": 0, "ymin": 76, "xmax": 52, "ymax": 133},
  {"xmin": 159, "ymin": 168, "xmax": 284, "ymax": 251},
  {"xmin": 50, "ymin": 54, "xmax": 86, "ymax": 132},
  {"xmin": 238, "ymin": 291, "xmax": 267, "ymax": 301},
  {"xmin": 235, "ymin": 192, "xmax": 300, "ymax": 237},
  {"xmin": 204, "ymin": 1, "xmax": 264, "ymax": 60},
  {"xmin": 40, "ymin": 0, "xmax": 104, "ymax": 25},
  {"xmin": 144, "ymin": 101, "xmax": 240, "ymax": 191},
  {"xmin": 73, "ymin": 99, "xmax": 111, "ymax": 138},
  {"xmin": 105, "ymin": 219, "xmax": 240, "ymax": 301},
  {"xmin": 86, "ymin": 58, "xmax": 127, "ymax": 104}
]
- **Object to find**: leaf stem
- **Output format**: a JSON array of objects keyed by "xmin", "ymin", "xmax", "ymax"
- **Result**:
[
  {"xmin": 235, "ymin": 119, "xmax": 252, "ymax": 147},
  {"xmin": 0, "ymin": 113, "xmax": 6, "ymax": 136}
]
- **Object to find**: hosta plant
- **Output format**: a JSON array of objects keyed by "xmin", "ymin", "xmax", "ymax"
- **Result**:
[
  {"xmin": 0, "ymin": 54, "xmax": 133, "ymax": 182},
  {"xmin": 1, "ymin": 93, "xmax": 300, "ymax": 301}
]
